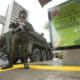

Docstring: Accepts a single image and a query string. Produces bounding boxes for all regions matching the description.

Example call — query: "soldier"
[1,10,34,69]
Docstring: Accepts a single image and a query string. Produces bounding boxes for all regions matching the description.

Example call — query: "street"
[0,69,80,80]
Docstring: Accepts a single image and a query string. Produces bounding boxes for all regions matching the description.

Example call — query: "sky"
[0,0,68,42]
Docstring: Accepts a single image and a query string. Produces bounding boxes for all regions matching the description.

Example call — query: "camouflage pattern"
[0,20,34,64]
[0,31,12,55]
[11,31,29,58]
[0,9,53,69]
[0,13,53,69]
[9,21,34,62]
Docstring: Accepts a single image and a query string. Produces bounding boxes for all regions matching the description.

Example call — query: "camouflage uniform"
[10,20,34,66]
[1,10,34,69]
[0,19,34,69]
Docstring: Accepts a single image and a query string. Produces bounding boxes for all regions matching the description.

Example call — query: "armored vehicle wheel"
[41,50,47,61]
[46,50,53,60]
[31,48,41,62]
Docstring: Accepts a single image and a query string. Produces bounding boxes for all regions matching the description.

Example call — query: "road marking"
[0,64,80,72]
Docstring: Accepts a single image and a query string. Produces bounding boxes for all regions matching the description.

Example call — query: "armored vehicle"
[0,2,53,67]
[0,23,53,64]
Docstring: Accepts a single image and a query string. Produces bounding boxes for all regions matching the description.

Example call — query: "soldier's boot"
[24,57,29,69]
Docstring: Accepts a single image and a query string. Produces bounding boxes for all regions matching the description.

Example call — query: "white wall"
[63,49,80,65]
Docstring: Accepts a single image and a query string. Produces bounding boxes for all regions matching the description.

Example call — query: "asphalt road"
[0,69,80,80]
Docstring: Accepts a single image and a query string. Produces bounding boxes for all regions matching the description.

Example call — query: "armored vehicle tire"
[46,50,53,60]
[41,50,47,61]
[31,48,41,62]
